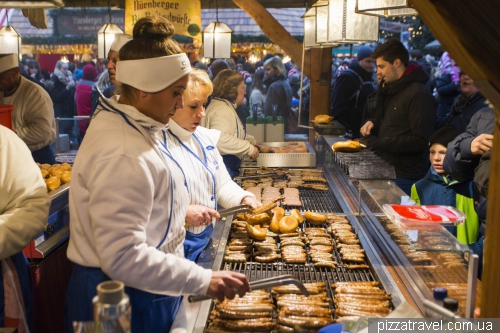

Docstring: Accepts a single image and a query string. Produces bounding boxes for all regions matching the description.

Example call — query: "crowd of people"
[331,40,492,280]
[0,15,495,333]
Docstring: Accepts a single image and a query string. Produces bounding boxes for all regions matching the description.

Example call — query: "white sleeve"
[0,129,49,260]
[204,106,254,157]
[86,154,212,296]
[215,148,256,208]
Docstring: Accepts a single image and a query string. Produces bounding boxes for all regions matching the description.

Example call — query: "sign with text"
[124,0,201,43]
[56,11,125,35]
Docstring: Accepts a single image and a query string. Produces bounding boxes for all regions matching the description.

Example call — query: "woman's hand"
[250,146,259,159]
[241,196,262,209]
[207,271,251,301]
[185,205,220,227]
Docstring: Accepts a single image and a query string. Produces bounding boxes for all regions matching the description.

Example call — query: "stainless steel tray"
[240,141,316,168]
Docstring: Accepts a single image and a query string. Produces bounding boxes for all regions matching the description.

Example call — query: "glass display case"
[357,179,481,318]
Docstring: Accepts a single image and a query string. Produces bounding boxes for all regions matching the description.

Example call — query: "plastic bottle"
[443,297,459,315]
[426,287,448,318]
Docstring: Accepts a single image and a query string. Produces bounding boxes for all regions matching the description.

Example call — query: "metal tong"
[217,205,252,218]
[233,173,278,180]
[188,274,310,303]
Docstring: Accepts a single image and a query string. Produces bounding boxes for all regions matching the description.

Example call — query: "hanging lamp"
[203,0,233,59]
[327,0,379,44]
[303,2,337,48]
[97,1,123,59]
[0,10,22,60]
[356,0,418,18]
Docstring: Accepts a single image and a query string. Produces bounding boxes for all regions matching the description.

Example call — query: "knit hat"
[429,124,462,148]
[83,64,99,81]
[356,46,374,62]
[291,98,300,107]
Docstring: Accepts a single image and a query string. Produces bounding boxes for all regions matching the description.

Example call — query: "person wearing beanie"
[0,53,56,164]
[330,45,375,139]
[410,124,479,246]
[76,64,100,143]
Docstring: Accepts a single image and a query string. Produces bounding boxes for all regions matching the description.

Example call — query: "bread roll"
[61,171,72,184]
[279,216,299,233]
[45,176,61,192]
[313,115,334,124]
[259,146,272,153]
[332,141,361,152]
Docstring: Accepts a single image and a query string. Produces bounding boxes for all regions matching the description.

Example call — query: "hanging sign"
[124,0,201,45]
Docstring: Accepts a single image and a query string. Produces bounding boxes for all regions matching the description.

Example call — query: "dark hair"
[250,68,265,94]
[262,53,274,63]
[212,69,243,102]
[210,59,229,80]
[255,61,263,68]
[409,49,423,60]
[372,39,409,67]
[26,60,43,80]
[119,16,182,100]
[243,62,255,74]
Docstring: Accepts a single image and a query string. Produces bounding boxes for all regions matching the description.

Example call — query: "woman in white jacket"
[64,16,249,333]
[201,69,260,177]
[165,69,261,261]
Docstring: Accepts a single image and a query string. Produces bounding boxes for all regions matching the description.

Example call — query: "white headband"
[0,54,18,73]
[110,34,133,52]
[116,53,191,93]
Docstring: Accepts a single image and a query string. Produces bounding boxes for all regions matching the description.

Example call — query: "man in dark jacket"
[409,49,431,77]
[330,46,375,138]
[439,72,487,132]
[263,56,294,134]
[360,39,436,195]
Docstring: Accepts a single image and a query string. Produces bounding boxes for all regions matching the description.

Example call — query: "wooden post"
[307,48,332,147]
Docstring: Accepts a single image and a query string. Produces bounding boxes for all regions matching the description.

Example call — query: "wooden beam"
[231,0,307,75]
[308,48,331,147]
[409,0,500,318]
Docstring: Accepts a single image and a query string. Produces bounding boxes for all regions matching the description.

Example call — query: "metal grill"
[285,182,344,213]
[360,188,383,213]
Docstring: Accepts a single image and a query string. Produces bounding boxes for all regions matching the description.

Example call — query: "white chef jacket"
[67,96,212,296]
[165,119,255,234]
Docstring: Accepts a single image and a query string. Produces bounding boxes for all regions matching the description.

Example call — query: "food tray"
[313,120,346,136]
[383,204,466,230]
[240,142,316,168]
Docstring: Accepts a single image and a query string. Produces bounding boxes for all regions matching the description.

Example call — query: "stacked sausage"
[304,228,337,269]
[241,167,329,193]
[207,290,275,332]
[333,282,392,318]
[273,282,335,332]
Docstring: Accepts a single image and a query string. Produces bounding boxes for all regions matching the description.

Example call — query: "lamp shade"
[97,23,123,59]
[356,0,418,17]
[0,26,22,59]
[203,21,232,59]
[303,4,338,49]
[328,0,379,43]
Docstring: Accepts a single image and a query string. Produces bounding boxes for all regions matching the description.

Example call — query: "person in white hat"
[0,53,56,164]
[103,33,133,97]
[64,16,250,333]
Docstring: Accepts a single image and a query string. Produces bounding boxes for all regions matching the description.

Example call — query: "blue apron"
[222,154,241,178]
[0,252,34,332]
[64,100,182,333]
[31,144,56,164]
[184,224,214,262]
[165,129,219,263]
[64,265,181,333]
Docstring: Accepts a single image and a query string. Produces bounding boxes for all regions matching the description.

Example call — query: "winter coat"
[443,107,494,182]
[330,62,375,138]
[263,75,294,133]
[249,88,266,119]
[367,64,436,180]
[411,167,479,245]
[50,74,75,119]
[75,79,94,133]
[435,73,460,123]
[440,92,487,132]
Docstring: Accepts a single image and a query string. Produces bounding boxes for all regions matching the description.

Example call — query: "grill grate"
[284,182,344,213]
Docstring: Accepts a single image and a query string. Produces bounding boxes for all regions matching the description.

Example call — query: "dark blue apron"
[31,144,56,164]
[184,224,214,262]
[222,154,241,178]
[0,252,34,331]
[64,265,181,333]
